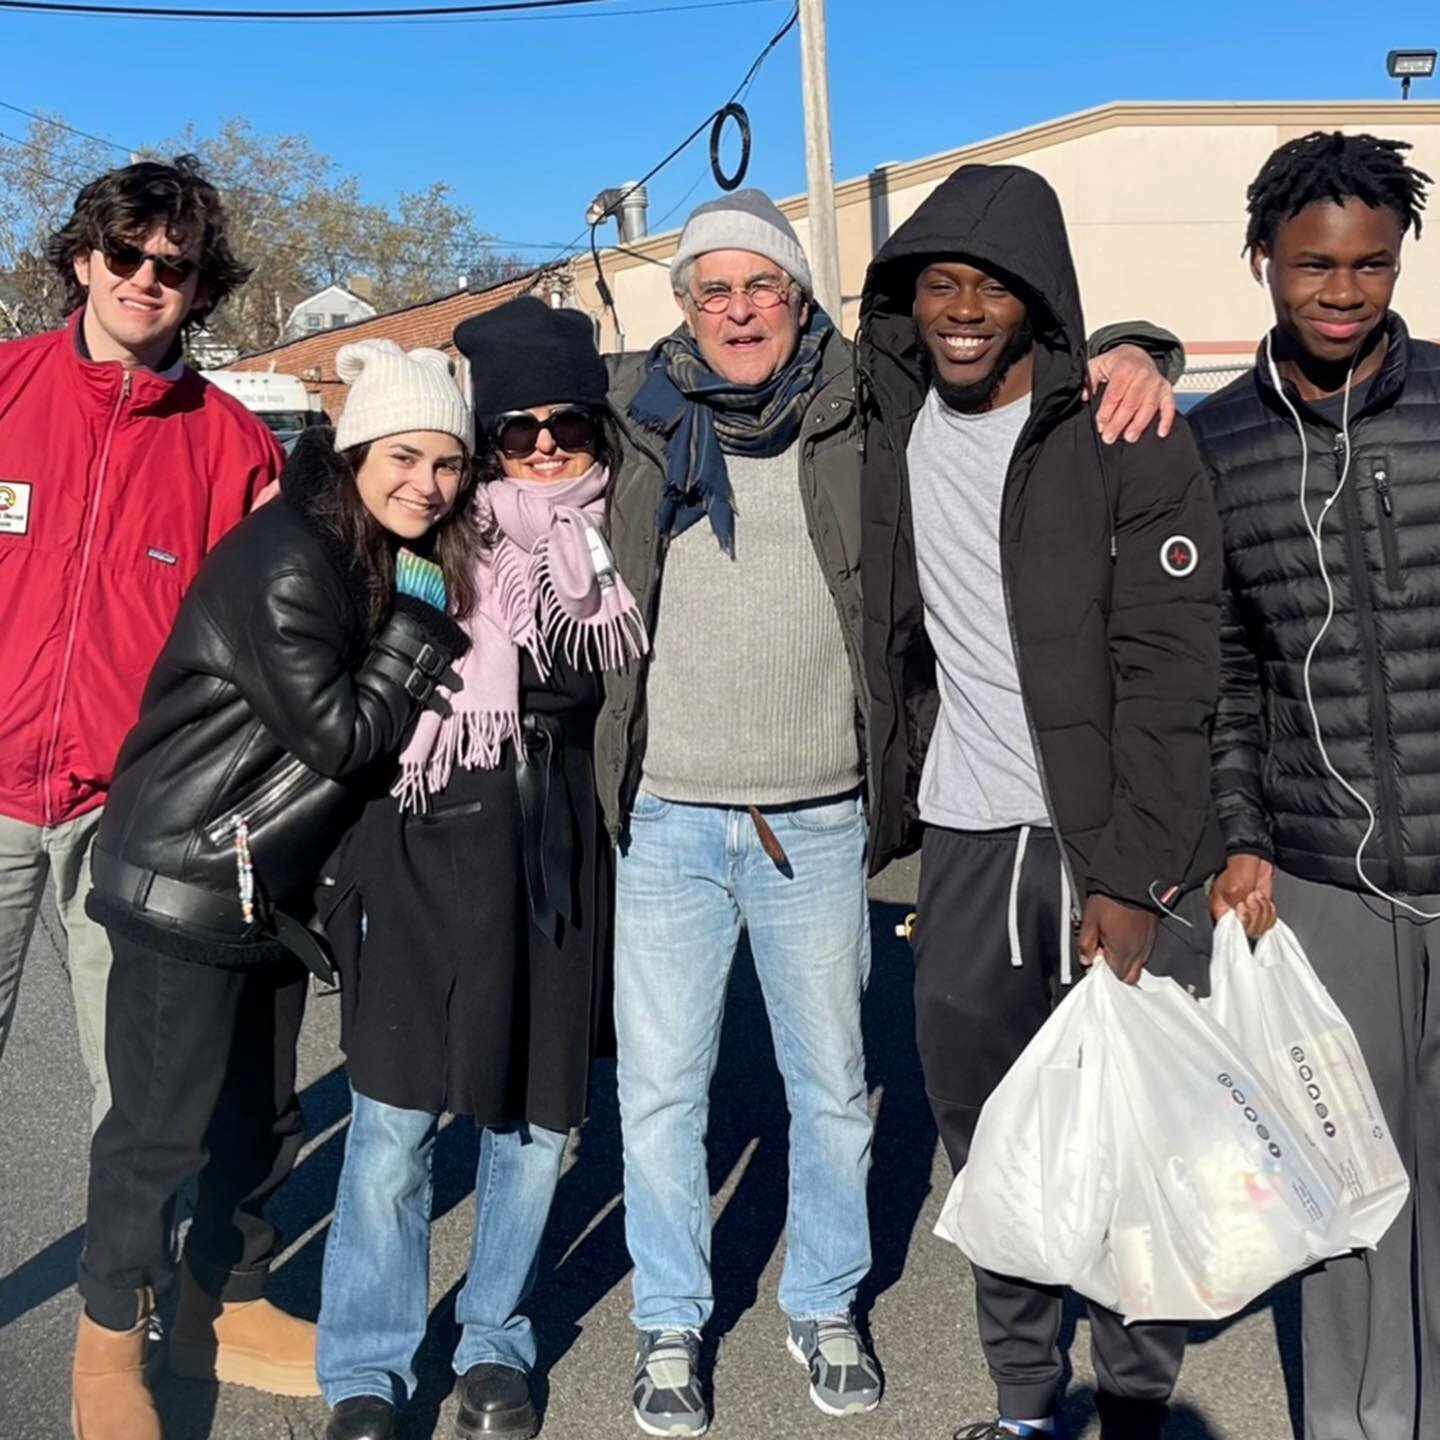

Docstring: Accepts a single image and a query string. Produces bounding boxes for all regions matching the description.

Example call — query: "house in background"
[227,269,552,420]
[285,276,378,340]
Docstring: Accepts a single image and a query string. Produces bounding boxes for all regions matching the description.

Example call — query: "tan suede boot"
[169,1261,318,1397]
[71,1302,162,1440]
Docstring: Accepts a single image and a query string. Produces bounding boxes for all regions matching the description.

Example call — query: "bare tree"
[0,112,535,351]
[0,116,114,336]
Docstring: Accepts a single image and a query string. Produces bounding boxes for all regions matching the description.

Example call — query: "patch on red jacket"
[1159,534,1198,578]
[0,481,32,534]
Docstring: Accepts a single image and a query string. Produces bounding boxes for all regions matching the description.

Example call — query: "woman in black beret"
[314,297,645,1440]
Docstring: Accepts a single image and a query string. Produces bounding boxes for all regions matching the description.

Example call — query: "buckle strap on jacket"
[91,848,335,983]
[364,636,461,711]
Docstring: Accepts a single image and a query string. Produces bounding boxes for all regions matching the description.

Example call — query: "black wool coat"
[858,163,1226,908]
[323,651,611,1128]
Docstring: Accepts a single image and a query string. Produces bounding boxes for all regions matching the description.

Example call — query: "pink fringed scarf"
[394,464,647,810]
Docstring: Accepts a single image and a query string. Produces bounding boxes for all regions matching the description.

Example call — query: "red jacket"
[0,313,283,828]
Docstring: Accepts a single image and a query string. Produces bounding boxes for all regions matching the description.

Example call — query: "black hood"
[858,164,1087,432]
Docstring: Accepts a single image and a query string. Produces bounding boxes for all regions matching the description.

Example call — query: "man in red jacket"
[0,156,282,1125]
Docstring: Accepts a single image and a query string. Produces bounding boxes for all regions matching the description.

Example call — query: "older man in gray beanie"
[595,188,1179,1437]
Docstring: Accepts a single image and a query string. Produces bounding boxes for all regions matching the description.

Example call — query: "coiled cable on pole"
[589,4,796,339]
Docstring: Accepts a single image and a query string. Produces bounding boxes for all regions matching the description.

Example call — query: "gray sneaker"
[632,1329,708,1437]
[786,1316,882,1417]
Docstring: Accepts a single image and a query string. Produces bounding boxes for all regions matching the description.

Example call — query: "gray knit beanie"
[670,189,813,297]
[334,339,474,454]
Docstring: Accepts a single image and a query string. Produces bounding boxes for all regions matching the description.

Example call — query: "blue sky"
[5,0,1438,263]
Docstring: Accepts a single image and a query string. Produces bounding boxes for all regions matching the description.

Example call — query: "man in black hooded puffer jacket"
[860,163,1225,1440]
[1192,130,1439,1440]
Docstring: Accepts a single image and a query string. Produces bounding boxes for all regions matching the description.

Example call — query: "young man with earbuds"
[1188,131,1437,1440]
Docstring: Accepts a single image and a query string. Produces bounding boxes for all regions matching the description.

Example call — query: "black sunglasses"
[494,407,599,459]
[101,243,199,289]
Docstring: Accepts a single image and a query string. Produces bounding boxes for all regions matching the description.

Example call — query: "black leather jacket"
[87,429,469,964]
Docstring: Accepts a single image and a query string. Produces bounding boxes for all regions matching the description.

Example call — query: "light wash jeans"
[615,790,873,1334]
[317,1089,568,1407]
[0,807,111,1127]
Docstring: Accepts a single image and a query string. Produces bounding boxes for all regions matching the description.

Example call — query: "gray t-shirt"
[907,387,1049,831]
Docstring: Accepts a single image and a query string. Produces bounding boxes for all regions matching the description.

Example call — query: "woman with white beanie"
[72,340,476,1440]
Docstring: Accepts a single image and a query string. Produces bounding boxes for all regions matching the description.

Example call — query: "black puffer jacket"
[860,163,1225,907]
[88,428,469,963]
[1189,315,1440,894]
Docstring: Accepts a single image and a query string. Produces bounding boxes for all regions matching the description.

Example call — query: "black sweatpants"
[914,825,1211,1433]
[78,934,307,1331]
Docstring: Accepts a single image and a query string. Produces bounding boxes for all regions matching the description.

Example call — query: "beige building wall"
[570,101,1440,371]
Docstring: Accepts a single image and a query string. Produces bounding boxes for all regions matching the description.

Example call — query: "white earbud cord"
[1265,333,1440,921]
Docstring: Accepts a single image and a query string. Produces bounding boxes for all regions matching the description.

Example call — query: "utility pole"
[798,0,843,322]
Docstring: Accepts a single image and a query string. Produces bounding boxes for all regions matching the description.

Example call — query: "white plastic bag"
[1205,912,1409,1250]
[1087,962,1348,1321]
[937,960,1352,1322]
[934,973,1119,1302]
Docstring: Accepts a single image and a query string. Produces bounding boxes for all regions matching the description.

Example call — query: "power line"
[0,0,769,18]
[0,118,570,258]
[1,1,797,312]
[584,3,798,333]
[0,130,99,190]
[0,99,127,152]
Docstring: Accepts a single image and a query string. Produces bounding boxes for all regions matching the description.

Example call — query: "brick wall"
[226,272,542,420]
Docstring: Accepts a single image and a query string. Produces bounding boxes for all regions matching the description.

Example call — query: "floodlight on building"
[1388,48,1437,99]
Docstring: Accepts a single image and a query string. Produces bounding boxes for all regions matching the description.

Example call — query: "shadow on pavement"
[0,1226,84,1329]
[4,891,1305,1440]
[857,899,937,1321]
[1190,1277,1303,1439]
[1064,1386,1227,1440]
[263,896,943,1432]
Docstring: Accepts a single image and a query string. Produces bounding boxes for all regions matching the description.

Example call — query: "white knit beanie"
[333,339,474,454]
[670,189,814,297]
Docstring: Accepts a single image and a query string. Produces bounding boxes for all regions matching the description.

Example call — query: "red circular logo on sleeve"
[1160,534,1198,577]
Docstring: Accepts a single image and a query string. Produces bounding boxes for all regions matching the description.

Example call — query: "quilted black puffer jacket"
[1189,314,1440,895]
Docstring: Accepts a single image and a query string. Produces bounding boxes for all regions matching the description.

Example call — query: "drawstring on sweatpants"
[1007,825,1031,968]
[1059,863,1073,987]
[1008,825,1076,985]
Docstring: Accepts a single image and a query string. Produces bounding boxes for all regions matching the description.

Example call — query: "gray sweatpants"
[1272,870,1440,1440]
[0,808,111,1128]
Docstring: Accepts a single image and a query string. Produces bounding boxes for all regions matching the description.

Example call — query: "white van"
[202,370,326,447]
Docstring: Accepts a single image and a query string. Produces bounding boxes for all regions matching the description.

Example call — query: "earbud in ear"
[1259,257,1271,287]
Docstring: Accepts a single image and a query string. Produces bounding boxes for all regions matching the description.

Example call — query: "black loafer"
[455,1363,539,1438]
[327,1395,396,1440]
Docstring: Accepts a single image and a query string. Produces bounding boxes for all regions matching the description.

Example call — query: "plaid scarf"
[627,310,834,555]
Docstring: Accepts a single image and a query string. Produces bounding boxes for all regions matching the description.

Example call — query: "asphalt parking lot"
[0,857,1302,1439]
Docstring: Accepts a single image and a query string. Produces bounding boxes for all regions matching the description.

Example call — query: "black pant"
[914,825,1210,1432]
[78,934,307,1331]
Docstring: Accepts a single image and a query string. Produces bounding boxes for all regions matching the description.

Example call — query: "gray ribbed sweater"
[639,445,859,805]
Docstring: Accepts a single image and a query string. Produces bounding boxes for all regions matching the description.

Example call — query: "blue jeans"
[317,1090,568,1407]
[615,791,873,1333]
